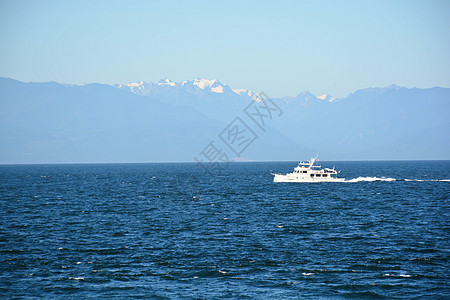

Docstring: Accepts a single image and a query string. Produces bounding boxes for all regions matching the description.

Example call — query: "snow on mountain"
[115,78,342,109]
[157,78,176,86]
[115,81,152,96]
[317,94,336,102]
[116,78,258,98]
[232,88,254,97]
[193,78,217,90]
[192,78,234,94]
[115,78,263,123]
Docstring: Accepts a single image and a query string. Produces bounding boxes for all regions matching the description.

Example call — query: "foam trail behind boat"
[345,177,450,183]
[345,177,397,182]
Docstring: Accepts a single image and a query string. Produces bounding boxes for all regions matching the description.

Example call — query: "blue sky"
[0,0,449,97]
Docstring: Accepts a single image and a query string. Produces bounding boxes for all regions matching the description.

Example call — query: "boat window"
[323,174,328,177]
[316,174,320,177]
[303,171,307,173]
[310,174,314,177]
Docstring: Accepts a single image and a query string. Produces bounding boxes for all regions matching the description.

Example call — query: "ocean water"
[0,161,449,299]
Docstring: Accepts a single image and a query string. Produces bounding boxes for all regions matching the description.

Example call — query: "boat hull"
[273,173,345,183]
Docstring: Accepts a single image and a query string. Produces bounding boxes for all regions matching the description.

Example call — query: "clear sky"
[0,0,449,97]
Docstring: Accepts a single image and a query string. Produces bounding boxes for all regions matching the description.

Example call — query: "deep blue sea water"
[1,161,449,299]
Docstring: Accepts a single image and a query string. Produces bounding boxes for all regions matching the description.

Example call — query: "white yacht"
[272,156,344,182]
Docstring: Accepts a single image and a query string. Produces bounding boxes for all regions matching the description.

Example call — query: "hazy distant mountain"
[0,77,448,163]
[0,78,221,163]
[0,77,301,163]
[117,78,450,160]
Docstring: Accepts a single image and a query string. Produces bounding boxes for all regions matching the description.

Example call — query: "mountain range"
[0,77,448,164]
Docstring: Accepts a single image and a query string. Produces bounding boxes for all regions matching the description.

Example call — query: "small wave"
[346,177,397,182]
[384,273,412,278]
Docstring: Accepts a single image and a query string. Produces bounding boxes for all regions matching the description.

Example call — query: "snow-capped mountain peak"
[157,78,176,86]
[115,81,150,95]
[116,78,257,97]
[193,78,217,89]
[192,78,225,93]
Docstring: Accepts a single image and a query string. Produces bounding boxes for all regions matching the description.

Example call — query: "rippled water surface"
[1,161,449,298]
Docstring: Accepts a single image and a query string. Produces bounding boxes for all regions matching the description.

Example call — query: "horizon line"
[1,158,449,166]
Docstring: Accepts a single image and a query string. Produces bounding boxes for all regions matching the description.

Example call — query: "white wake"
[345,177,450,183]
[345,177,397,182]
